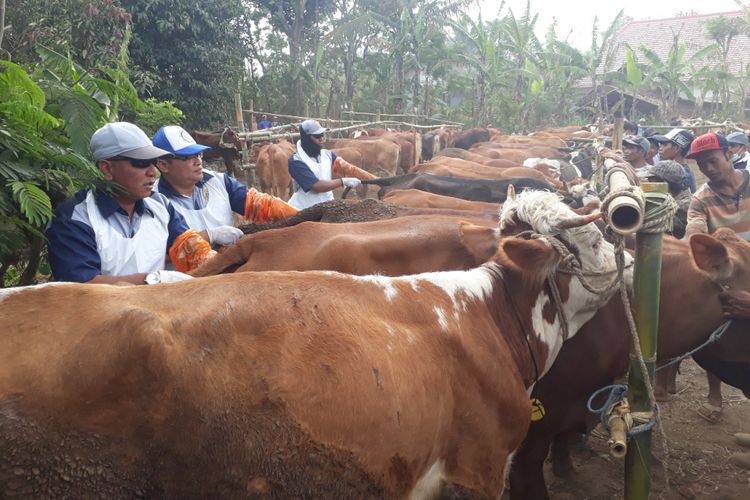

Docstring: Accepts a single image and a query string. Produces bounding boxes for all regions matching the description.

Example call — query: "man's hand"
[206,225,244,246]
[719,290,750,319]
[341,177,362,188]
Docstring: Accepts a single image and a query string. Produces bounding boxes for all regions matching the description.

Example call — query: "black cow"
[354,173,553,203]
[450,128,491,149]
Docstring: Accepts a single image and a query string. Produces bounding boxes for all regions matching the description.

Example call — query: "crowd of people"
[45,118,361,284]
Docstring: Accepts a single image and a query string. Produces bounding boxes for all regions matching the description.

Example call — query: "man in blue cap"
[152,126,297,242]
[727,131,750,170]
[46,122,215,285]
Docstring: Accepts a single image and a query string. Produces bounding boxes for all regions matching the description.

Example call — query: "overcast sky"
[476,0,747,49]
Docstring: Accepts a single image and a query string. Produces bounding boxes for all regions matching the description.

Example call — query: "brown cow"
[193,127,242,177]
[325,137,401,177]
[192,216,500,277]
[412,159,554,184]
[256,140,295,199]
[509,229,750,500]
[435,147,510,165]
[0,189,623,498]
[383,189,500,212]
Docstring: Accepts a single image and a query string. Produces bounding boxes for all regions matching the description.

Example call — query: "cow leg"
[223,153,236,177]
[550,431,579,479]
[509,429,553,500]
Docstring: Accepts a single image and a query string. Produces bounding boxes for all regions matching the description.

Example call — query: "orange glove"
[332,157,377,180]
[244,188,298,222]
[168,229,217,273]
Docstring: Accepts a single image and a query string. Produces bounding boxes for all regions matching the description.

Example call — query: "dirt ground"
[543,359,749,499]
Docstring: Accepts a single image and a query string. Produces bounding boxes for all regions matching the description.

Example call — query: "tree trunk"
[0,0,6,50]
[393,52,405,113]
[286,0,308,115]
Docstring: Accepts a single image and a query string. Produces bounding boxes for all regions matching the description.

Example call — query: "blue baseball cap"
[727,131,749,146]
[152,126,212,155]
[90,122,170,161]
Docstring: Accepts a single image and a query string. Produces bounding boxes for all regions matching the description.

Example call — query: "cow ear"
[498,237,560,280]
[689,233,733,280]
[506,184,516,201]
[459,222,499,265]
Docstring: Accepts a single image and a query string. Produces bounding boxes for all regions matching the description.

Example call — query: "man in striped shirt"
[685,133,750,240]
[683,132,750,423]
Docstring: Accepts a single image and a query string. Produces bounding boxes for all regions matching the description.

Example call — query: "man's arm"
[288,156,343,193]
[684,196,708,239]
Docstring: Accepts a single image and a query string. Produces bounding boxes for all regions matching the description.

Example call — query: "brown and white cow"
[509,228,750,500]
[0,190,624,498]
[191,215,499,277]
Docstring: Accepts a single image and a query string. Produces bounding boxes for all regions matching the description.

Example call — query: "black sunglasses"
[108,157,157,168]
[311,134,324,139]
[165,153,203,161]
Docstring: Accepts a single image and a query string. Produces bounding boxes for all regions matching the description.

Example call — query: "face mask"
[732,153,742,163]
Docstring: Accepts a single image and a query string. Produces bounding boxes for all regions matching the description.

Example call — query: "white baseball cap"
[90,122,170,160]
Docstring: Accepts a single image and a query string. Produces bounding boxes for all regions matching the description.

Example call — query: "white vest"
[289,148,334,209]
[155,172,234,231]
[85,190,169,276]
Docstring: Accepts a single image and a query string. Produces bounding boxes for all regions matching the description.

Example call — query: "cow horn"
[556,212,603,230]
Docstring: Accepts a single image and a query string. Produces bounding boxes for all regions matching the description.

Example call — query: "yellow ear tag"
[531,398,545,422]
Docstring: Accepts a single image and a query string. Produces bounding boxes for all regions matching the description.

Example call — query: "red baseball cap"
[685,132,729,159]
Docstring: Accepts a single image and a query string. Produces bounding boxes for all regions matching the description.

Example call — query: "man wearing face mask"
[287,119,371,210]
[727,131,750,170]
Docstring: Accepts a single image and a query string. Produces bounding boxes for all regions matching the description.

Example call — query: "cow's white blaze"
[504,190,628,378]
[409,459,445,500]
[434,306,448,332]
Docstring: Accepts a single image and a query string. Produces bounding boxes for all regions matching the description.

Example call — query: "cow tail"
[189,239,251,277]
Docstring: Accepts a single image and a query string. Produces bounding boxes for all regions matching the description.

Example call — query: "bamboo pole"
[624,182,667,500]
[236,119,460,143]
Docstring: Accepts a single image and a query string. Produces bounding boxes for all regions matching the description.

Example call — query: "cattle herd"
[1,124,749,498]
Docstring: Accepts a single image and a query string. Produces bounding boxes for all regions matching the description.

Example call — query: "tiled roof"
[601,10,750,76]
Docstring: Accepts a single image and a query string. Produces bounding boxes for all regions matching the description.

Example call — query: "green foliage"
[3,0,132,68]
[133,98,184,136]
[122,0,248,128]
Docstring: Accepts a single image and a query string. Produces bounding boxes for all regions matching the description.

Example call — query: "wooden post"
[235,92,245,133]
[613,116,625,153]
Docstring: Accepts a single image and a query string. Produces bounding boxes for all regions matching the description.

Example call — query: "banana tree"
[639,35,718,120]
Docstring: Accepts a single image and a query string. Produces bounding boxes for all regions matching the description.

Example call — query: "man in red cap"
[681,131,750,424]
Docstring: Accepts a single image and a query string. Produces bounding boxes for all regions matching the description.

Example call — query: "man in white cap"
[46,122,216,285]
[152,126,297,245]
[727,131,750,170]
[622,135,650,177]
[287,119,370,210]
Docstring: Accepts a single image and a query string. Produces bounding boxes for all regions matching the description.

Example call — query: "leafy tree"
[639,33,718,120]
[3,0,132,68]
[121,0,247,129]
[251,0,336,115]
